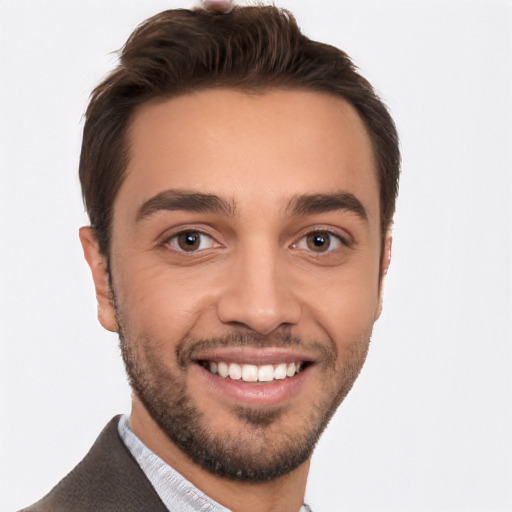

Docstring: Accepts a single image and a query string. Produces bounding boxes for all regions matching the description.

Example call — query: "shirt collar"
[118,414,230,512]
[118,414,312,512]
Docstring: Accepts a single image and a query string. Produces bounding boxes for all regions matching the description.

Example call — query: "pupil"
[178,232,200,251]
[313,235,326,246]
[307,232,330,252]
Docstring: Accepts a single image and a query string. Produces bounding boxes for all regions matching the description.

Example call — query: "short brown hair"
[79,6,400,256]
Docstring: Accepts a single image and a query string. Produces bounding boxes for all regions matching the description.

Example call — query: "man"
[22,2,399,511]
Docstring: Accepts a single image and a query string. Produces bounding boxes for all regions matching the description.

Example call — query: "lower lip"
[193,363,314,407]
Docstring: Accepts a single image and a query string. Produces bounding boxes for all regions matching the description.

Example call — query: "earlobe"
[79,227,118,332]
[375,233,393,320]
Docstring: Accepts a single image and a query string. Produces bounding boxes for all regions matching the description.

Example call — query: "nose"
[216,245,302,335]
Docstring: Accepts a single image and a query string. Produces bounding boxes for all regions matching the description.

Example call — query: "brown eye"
[306,232,331,252]
[294,230,343,253]
[177,232,200,251]
[169,230,216,252]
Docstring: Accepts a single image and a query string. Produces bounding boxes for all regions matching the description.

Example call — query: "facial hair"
[117,311,371,482]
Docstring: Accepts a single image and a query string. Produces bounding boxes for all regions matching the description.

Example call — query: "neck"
[130,399,310,512]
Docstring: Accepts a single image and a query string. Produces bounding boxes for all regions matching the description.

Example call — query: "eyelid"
[160,226,223,253]
[158,224,351,253]
[291,227,352,252]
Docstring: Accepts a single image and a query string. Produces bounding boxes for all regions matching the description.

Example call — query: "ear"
[79,227,118,332]
[375,233,393,320]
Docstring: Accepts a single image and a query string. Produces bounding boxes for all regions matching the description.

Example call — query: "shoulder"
[20,416,168,512]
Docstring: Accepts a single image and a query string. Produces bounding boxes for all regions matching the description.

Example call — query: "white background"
[1,1,511,511]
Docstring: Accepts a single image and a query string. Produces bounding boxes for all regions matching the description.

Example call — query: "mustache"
[176,332,334,369]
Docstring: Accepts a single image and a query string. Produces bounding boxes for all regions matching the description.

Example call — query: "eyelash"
[292,229,349,254]
[162,228,349,255]
[164,229,220,253]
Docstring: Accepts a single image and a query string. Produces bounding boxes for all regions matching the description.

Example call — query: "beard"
[117,309,371,482]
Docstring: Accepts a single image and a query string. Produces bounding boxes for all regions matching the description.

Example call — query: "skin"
[200,0,234,13]
[80,89,391,512]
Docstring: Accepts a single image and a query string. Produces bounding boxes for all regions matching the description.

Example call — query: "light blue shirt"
[118,415,312,512]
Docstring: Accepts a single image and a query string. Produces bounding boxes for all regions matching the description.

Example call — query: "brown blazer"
[20,416,168,512]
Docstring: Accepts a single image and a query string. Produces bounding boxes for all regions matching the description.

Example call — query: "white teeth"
[217,361,229,378]
[286,362,296,377]
[207,361,304,382]
[258,365,274,382]
[274,363,287,380]
[228,362,242,380]
[242,364,258,382]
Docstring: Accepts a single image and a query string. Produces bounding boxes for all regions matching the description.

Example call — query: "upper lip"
[192,347,318,366]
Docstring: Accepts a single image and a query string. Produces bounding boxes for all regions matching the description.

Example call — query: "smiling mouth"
[198,360,309,383]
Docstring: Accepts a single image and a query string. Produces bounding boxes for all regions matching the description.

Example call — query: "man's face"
[87,89,386,480]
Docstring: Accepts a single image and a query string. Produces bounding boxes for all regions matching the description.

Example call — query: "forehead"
[117,88,379,223]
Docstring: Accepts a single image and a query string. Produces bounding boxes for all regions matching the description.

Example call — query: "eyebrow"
[287,192,368,222]
[136,189,367,223]
[136,189,235,221]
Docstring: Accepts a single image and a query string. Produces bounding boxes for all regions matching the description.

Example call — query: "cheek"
[113,257,218,339]
[301,263,381,347]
